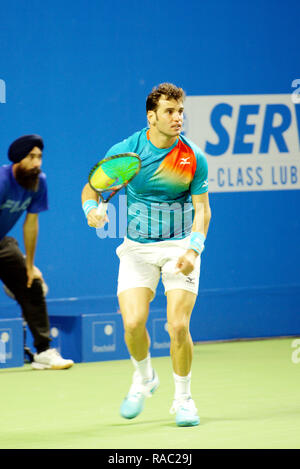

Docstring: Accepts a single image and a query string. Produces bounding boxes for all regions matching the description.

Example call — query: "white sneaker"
[31,348,74,370]
[170,395,200,427]
[120,369,160,419]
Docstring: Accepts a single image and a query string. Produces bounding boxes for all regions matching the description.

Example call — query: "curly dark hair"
[146,83,185,112]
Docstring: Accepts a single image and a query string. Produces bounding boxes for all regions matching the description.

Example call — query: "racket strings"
[89,153,141,192]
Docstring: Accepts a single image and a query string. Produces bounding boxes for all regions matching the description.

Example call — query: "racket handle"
[96,202,108,228]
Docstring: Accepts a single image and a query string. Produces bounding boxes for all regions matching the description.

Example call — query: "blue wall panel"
[0,0,299,349]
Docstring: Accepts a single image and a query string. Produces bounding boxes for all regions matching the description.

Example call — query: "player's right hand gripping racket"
[88,152,141,228]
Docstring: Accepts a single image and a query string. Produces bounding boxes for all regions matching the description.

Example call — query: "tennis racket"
[88,152,141,227]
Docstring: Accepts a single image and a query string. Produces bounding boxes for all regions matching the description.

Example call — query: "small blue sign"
[0,318,23,368]
[92,321,116,353]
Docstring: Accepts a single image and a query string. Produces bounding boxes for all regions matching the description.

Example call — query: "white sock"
[131,354,153,381]
[173,371,191,399]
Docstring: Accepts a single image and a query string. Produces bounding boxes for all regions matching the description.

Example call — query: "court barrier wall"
[1,284,299,366]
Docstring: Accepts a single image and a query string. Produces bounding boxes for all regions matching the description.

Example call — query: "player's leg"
[118,287,160,419]
[116,238,161,419]
[118,287,152,361]
[160,237,201,426]
[166,288,200,426]
[166,288,196,377]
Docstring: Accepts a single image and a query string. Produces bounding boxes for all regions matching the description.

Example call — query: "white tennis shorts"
[116,236,201,298]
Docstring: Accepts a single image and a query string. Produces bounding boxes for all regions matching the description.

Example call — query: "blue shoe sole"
[120,394,146,419]
[120,406,144,419]
[176,413,200,427]
[176,419,200,427]
[120,372,159,419]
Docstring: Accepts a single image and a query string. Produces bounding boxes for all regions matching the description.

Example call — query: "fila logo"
[179,157,191,165]
[0,197,32,213]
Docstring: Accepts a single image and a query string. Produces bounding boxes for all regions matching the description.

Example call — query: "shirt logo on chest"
[179,157,191,165]
[0,197,32,213]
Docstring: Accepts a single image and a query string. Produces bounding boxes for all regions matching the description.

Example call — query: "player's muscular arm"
[81,183,98,205]
[191,192,211,237]
[176,193,211,276]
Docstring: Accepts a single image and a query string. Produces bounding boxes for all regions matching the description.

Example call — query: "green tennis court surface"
[1,338,299,449]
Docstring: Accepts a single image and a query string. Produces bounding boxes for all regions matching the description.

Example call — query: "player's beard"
[15,165,41,192]
[154,113,182,137]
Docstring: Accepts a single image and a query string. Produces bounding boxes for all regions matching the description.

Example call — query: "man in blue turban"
[7,134,44,192]
[0,135,74,370]
[8,134,44,163]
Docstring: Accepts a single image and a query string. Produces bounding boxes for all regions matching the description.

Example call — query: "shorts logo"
[186,276,195,285]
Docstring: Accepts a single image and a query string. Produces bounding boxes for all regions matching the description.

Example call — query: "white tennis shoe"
[170,395,200,427]
[120,369,160,419]
[31,348,74,370]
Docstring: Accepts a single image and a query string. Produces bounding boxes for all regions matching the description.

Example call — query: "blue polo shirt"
[0,164,48,240]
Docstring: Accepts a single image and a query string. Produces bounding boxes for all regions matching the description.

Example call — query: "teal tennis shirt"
[105,128,208,243]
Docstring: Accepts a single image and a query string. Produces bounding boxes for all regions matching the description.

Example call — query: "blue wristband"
[189,232,205,255]
[82,200,98,217]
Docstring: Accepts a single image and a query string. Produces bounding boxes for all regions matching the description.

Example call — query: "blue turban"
[8,134,44,163]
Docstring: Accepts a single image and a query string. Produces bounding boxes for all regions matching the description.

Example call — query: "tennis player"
[0,135,74,370]
[82,83,211,426]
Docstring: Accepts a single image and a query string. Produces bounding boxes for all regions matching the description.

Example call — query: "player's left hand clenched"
[175,249,198,276]
[86,208,109,228]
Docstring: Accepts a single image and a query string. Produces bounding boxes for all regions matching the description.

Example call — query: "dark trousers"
[0,236,50,354]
